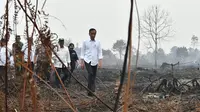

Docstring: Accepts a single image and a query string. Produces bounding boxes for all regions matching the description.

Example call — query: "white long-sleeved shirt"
[52,46,71,68]
[0,46,12,66]
[80,39,103,66]
[21,44,35,62]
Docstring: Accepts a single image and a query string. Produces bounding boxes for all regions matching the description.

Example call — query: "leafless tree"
[141,5,174,68]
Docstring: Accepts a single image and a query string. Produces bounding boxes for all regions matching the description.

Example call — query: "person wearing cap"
[52,38,71,88]
[12,35,23,76]
[68,43,79,82]
[80,28,103,96]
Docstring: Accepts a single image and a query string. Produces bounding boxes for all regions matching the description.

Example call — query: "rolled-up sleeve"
[98,42,103,59]
[80,41,85,59]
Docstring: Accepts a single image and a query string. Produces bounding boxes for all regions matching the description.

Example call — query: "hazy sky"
[0,0,200,53]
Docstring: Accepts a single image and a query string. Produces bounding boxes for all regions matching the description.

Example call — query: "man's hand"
[67,63,71,70]
[81,59,84,70]
[98,59,102,68]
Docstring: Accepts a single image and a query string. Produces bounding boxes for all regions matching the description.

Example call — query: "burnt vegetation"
[1,0,200,112]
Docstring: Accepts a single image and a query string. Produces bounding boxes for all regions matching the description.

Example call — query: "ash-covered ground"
[1,66,200,112]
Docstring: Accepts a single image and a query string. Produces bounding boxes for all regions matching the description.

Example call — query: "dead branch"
[156,79,167,92]
[140,73,173,95]
[16,0,113,110]
[17,61,77,112]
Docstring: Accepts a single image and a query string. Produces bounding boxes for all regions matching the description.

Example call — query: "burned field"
[1,66,200,112]
[0,0,199,111]
[0,68,118,112]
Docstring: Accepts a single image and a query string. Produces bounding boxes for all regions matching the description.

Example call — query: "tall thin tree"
[141,5,173,68]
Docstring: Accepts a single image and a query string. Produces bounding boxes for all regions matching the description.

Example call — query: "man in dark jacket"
[68,43,78,82]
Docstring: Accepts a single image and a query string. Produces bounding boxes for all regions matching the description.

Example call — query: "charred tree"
[141,5,174,68]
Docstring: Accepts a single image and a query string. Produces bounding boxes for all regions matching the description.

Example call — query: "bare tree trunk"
[154,6,158,69]
[141,5,173,68]
[119,49,122,60]
[155,38,158,68]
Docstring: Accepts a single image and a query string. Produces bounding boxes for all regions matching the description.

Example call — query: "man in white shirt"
[52,38,71,88]
[80,28,103,96]
[0,39,12,81]
[21,38,36,71]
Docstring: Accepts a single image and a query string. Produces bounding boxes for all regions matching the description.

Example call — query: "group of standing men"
[0,28,103,97]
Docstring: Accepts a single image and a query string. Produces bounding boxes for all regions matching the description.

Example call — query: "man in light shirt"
[0,39,12,81]
[52,38,71,88]
[81,28,103,96]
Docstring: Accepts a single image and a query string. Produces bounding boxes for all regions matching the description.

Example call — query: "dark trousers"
[70,61,76,73]
[68,61,76,82]
[85,61,98,94]
[0,66,5,82]
[55,67,69,87]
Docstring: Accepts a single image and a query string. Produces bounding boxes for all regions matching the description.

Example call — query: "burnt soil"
[1,67,200,112]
